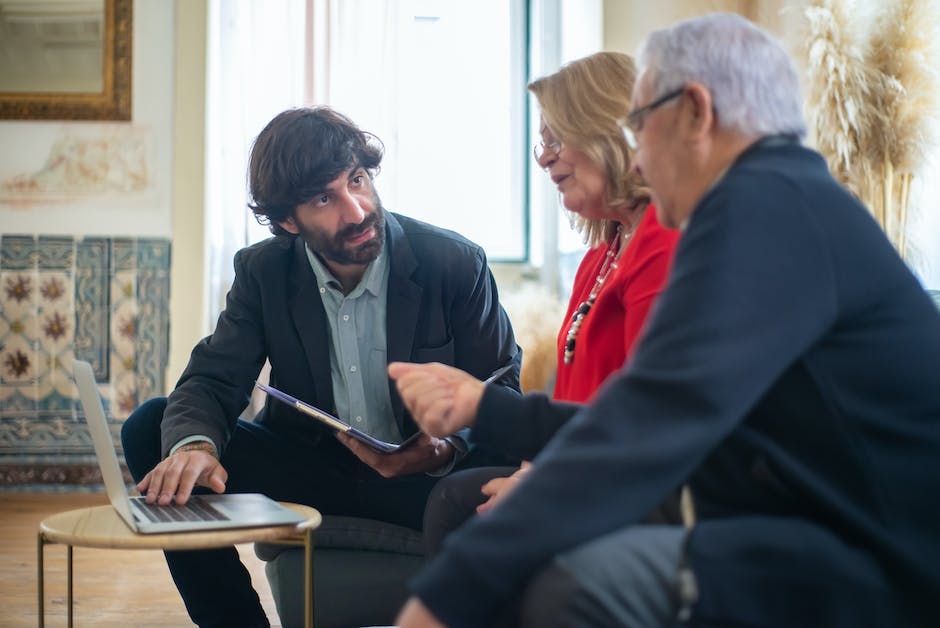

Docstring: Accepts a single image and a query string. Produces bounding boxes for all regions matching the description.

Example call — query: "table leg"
[37,533,44,628]
[67,545,73,628]
[304,528,314,628]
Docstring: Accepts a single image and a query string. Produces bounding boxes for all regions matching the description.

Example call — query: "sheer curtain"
[204,0,406,329]
[204,0,306,329]
[307,0,405,206]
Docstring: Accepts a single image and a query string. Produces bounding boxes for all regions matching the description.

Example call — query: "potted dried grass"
[804,0,939,259]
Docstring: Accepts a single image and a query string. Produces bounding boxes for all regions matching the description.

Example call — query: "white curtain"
[204,0,306,329]
[204,0,411,328]
[311,0,405,201]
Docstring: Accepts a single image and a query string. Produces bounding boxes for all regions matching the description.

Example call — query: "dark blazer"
[160,211,521,458]
[412,141,940,627]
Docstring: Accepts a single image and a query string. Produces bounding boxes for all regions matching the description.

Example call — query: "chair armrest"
[255,515,423,561]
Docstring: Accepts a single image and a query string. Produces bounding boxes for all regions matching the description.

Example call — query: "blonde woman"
[422,52,680,554]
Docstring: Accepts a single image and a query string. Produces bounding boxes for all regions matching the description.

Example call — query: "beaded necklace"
[563,224,628,365]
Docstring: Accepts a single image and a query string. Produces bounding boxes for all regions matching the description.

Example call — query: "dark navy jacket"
[413,142,940,627]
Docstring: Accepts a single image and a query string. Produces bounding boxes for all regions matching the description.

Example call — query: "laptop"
[73,359,307,534]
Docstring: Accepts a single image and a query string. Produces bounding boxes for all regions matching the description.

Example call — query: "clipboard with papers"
[255,382,421,453]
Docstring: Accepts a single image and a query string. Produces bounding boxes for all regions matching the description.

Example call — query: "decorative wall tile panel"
[0,235,170,489]
[1,236,36,269]
[136,239,171,407]
[37,237,74,270]
[74,238,110,379]
[111,265,138,419]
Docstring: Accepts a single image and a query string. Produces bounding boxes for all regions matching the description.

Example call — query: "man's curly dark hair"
[247,107,384,236]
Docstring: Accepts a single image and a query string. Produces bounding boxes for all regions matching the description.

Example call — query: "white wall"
[0,0,174,238]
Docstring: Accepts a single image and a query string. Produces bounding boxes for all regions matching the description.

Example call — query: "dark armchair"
[255,515,423,628]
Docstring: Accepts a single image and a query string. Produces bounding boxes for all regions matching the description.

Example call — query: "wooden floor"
[0,492,282,627]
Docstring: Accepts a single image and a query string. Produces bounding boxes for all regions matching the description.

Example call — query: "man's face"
[280,167,386,267]
[631,71,684,228]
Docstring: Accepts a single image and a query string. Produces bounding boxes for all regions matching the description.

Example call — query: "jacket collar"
[382,212,422,424]
[287,237,334,412]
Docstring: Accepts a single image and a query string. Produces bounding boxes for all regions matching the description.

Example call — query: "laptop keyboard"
[133,497,231,523]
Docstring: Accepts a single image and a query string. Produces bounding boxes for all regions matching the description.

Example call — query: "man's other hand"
[336,431,453,478]
[477,460,533,514]
[388,361,486,437]
[136,449,228,505]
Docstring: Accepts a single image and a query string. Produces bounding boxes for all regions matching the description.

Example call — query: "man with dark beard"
[120,107,521,628]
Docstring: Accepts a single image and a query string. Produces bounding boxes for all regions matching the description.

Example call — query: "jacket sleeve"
[469,385,581,460]
[452,247,522,385]
[160,247,269,458]
[446,246,523,457]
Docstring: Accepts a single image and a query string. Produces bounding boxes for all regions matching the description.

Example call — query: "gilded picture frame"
[0,0,132,121]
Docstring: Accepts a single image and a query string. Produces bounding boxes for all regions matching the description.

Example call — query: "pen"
[483,363,513,384]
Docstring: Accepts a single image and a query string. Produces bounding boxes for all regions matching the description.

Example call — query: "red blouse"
[552,206,679,403]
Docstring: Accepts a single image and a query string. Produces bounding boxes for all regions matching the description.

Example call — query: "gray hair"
[637,13,806,139]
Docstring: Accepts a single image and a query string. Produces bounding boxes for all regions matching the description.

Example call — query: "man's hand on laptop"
[137,445,228,506]
[337,431,454,478]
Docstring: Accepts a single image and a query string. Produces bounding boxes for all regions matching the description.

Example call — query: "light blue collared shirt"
[305,243,401,444]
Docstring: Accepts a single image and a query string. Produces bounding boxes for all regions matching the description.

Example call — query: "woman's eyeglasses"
[533,139,562,162]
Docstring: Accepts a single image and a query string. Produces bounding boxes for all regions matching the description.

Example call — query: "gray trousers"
[518,525,689,628]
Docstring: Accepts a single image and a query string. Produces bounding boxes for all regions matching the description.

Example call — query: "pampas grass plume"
[804,0,939,257]
[804,0,882,193]
[868,0,940,174]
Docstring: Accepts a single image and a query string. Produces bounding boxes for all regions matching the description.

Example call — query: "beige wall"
[167,0,208,388]
[603,0,799,55]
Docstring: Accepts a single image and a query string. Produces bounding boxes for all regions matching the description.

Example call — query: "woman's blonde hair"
[529,51,651,247]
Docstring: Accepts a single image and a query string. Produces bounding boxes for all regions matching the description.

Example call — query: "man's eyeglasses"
[533,139,562,162]
[626,87,684,132]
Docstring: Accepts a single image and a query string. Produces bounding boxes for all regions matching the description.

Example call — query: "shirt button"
[319,287,326,294]
[355,416,363,422]
[350,365,357,373]
[343,314,350,321]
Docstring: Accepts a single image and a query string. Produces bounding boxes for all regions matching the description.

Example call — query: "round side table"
[38,501,321,628]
